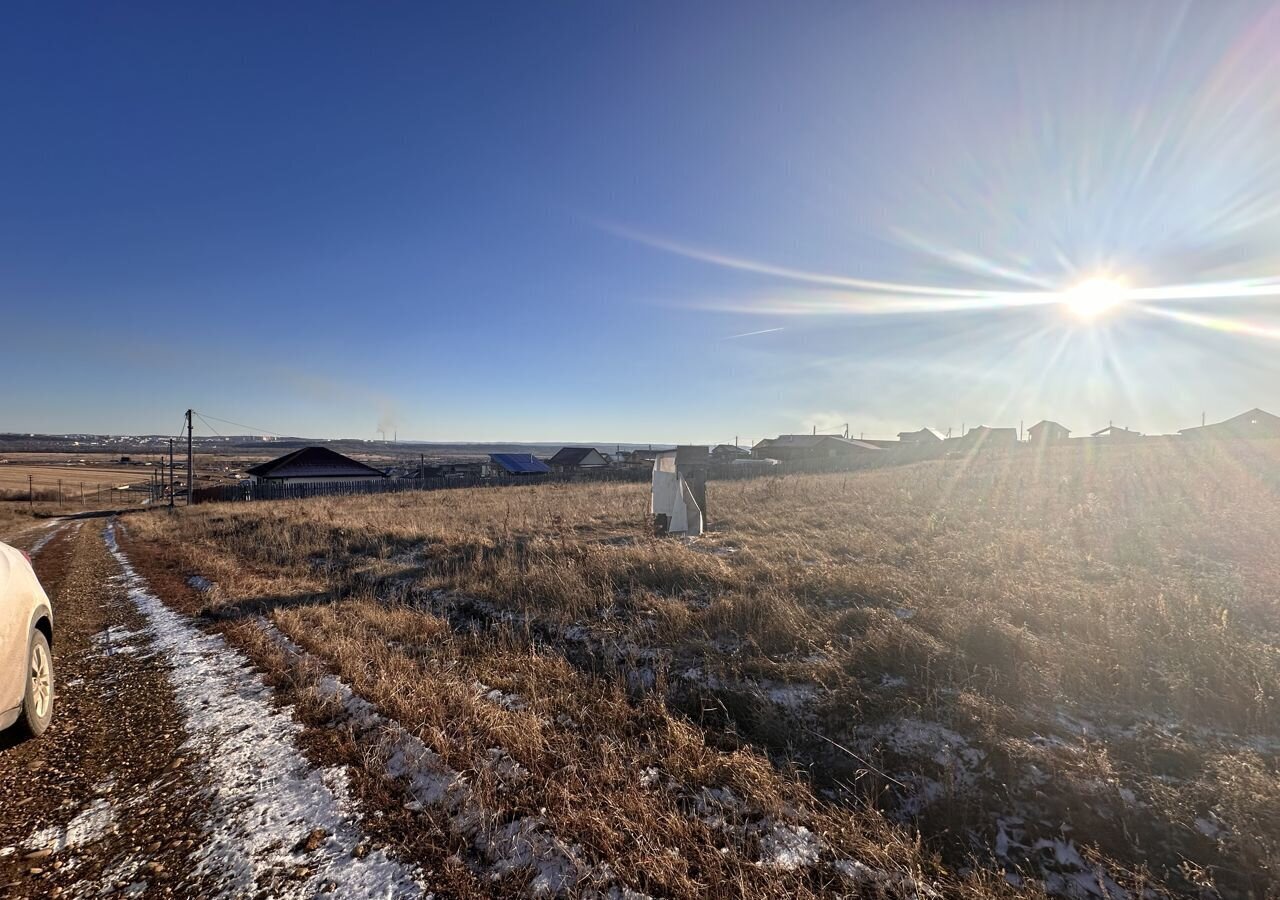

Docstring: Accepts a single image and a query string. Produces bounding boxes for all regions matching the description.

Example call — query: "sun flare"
[1062,277,1128,321]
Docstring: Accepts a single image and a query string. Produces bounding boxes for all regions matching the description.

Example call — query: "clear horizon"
[3,2,1279,443]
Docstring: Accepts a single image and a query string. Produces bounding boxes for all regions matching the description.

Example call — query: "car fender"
[27,602,53,645]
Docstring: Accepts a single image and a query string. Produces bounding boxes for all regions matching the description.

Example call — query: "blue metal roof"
[489,453,551,474]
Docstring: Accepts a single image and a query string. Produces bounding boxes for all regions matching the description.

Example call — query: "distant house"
[751,434,882,462]
[947,426,1018,451]
[1178,408,1280,440]
[1028,420,1070,445]
[488,453,551,476]
[1091,424,1143,442]
[245,446,386,485]
[548,447,609,470]
[710,444,752,463]
[897,427,945,444]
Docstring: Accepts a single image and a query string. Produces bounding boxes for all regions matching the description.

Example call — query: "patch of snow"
[265,623,614,897]
[187,575,214,592]
[764,684,818,709]
[875,719,985,769]
[893,607,916,620]
[482,687,527,712]
[25,798,116,852]
[755,823,819,871]
[27,522,65,557]
[1193,817,1221,838]
[92,624,147,656]
[1032,838,1127,899]
[104,522,428,899]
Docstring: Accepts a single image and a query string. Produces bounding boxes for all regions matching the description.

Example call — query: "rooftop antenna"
[812,424,816,436]
[843,423,849,438]
[1202,411,1206,426]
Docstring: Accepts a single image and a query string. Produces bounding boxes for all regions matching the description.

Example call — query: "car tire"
[14,630,53,738]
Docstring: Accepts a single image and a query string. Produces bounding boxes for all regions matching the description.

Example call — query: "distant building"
[1178,408,1280,440]
[245,446,386,486]
[710,444,751,463]
[548,447,609,470]
[751,434,882,462]
[947,426,1018,451]
[488,453,551,476]
[897,427,945,444]
[1091,424,1143,442]
[1028,420,1071,445]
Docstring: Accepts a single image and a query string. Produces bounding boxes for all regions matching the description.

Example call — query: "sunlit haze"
[2,2,1279,442]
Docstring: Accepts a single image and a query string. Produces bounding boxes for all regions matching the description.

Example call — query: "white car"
[0,541,54,737]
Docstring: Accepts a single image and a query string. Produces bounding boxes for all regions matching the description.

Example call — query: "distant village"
[3,407,1276,505]
[235,407,1280,491]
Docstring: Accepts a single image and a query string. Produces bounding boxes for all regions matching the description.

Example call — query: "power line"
[193,412,224,439]
[192,411,287,438]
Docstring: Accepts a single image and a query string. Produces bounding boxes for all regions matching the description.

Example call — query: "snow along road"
[0,520,431,898]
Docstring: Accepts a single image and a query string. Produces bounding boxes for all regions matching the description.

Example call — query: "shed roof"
[245,446,386,480]
[489,453,551,474]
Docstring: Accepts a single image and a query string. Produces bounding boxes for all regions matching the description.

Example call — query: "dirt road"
[0,521,430,899]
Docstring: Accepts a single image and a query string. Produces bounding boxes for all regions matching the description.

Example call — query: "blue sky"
[3,1,1279,443]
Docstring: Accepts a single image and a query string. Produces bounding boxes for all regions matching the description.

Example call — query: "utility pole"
[169,439,175,507]
[28,475,33,510]
[186,409,194,506]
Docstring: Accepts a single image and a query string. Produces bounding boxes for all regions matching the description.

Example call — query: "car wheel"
[14,630,53,737]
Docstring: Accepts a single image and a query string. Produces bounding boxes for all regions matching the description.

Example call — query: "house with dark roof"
[1028,420,1070,445]
[710,443,752,463]
[245,446,386,485]
[897,427,945,444]
[1178,408,1280,440]
[1091,424,1143,442]
[751,434,882,462]
[548,447,608,470]
[488,453,551,476]
[946,426,1019,451]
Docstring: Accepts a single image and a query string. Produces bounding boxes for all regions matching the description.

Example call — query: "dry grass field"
[124,441,1280,898]
[0,458,152,504]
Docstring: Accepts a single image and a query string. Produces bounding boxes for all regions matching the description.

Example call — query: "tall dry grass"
[127,439,1280,897]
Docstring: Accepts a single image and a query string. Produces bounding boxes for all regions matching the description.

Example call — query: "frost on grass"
[104,523,429,899]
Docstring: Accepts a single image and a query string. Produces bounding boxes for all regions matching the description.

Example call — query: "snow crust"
[104,522,430,899]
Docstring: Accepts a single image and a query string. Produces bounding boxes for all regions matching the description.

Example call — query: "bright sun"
[1062,277,1128,321]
